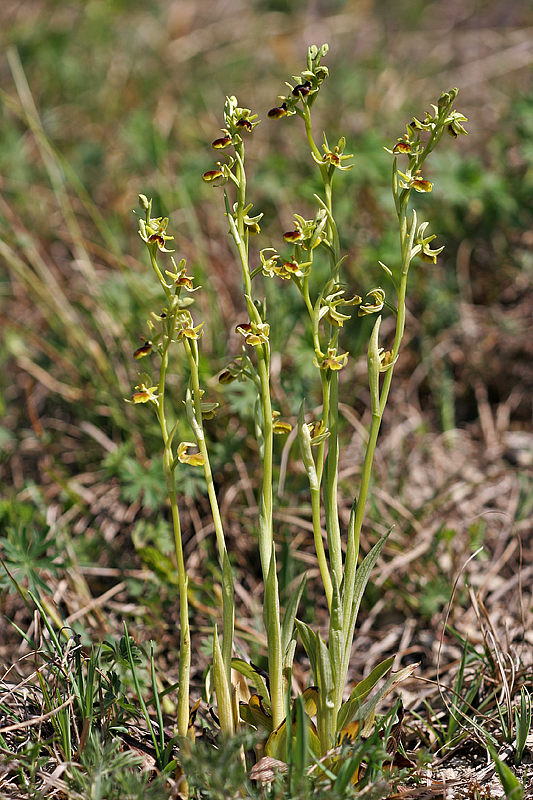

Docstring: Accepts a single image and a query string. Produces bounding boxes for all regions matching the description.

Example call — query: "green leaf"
[292,694,307,781]
[231,659,269,701]
[222,550,235,680]
[212,626,234,736]
[265,719,287,760]
[281,573,306,665]
[515,687,532,764]
[337,656,394,731]
[316,633,335,751]
[342,529,391,677]
[240,694,273,733]
[284,639,297,678]
[328,570,344,690]
[295,619,317,684]
[358,663,416,736]
[447,641,472,741]
[297,401,318,488]
[367,314,381,413]
[302,686,318,717]
[263,544,280,667]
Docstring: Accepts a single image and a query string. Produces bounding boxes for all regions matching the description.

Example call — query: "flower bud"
[138,194,150,211]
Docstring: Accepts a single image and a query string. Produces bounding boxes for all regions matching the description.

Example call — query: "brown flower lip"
[148,234,164,247]
[283,230,303,242]
[133,341,152,359]
[202,169,223,182]
[267,103,288,119]
[176,273,194,289]
[132,391,149,403]
[218,369,235,384]
[292,80,311,97]
[412,179,432,192]
[323,151,340,165]
[236,118,253,131]
[212,135,232,149]
[282,260,300,273]
[392,141,411,154]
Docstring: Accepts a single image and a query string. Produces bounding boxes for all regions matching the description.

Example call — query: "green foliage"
[66,734,168,800]
[103,448,170,510]
[0,501,65,595]
[179,732,258,800]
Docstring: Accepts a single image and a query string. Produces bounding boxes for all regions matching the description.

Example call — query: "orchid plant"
[130,43,467,788]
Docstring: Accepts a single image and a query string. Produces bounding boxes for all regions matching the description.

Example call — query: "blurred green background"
[1,0,532,625]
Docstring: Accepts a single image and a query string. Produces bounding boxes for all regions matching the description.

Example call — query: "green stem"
[168,482,191,738]
[301,103,323,163]
[184,339,227,564]
[311,469,333,609]
[183,338,234,686]
[300,98,344,615]
[343,172,413,633]
[320,161,343,591]
[315,371,330,487]
[154,312,191,738]
[156,404,190,736]
[256,333,284,730]
[230,140,284,730]
[298,406,333,608]
[149,249,172,302]
[324,372,342,580]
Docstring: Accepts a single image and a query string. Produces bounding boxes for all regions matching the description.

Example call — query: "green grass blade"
[487,741,524,800]
[122,622,162,766]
